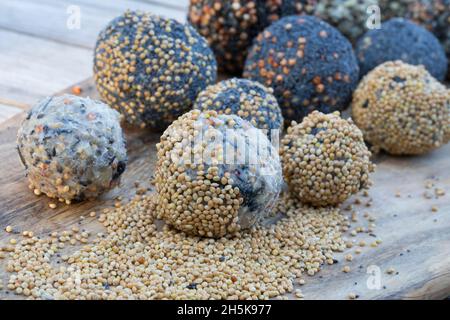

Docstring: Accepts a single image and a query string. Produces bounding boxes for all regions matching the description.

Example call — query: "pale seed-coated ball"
[280,111,374,206]
[94,10,217,130]
[17,95,127,202]
[352,61,450,155]
[193,78,283,140]
[155,109,283,238]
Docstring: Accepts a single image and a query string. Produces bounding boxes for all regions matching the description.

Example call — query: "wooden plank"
[0,29,92,106]
[0,0,187,50]
[0,78,449,300]
[0,104,21,123]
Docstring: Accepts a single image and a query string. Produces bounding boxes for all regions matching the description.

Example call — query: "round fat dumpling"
[281,111,374,206]
[355,18,448,81]
[193,78,283,141]
[244,15,359,124]
[94,10,217,130]
[352,61,450,155]
[155,109,283,238]
[188,0,318,74]
[17,94,128,203]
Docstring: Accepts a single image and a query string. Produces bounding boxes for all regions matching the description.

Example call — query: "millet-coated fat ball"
[280,111,374,206]
[193,78,283,140]
[17,95,128,203]
[352,61,450,155]
[244,15,359,124]
[155,109,283,238]
[355,18,448,81]
[188,0,317,74]
[94,10,217,130]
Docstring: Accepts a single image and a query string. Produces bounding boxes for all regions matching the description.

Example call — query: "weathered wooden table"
[1,0,449,300]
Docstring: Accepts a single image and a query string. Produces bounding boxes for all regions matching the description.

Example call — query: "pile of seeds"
[0,191,355,300]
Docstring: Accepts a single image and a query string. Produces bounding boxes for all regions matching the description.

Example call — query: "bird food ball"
[94,10,217,130]
[315,0,379,43]
[406,0,450,78]
[352,61,450,155]
[17,95,128,203]
[155,109,283,238]
[188,0,317,74]
[193,78,283,140]
[280,111,374,206]
[244,15,359,124]
[355,18,448,81]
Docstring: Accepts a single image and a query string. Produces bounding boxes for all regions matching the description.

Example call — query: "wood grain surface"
[0,78,449,300]
[0,0,188,120]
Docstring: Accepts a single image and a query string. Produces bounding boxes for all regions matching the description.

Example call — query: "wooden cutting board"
[1,78,449,300]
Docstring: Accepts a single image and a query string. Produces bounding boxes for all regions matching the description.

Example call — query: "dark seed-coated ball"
[406,0,450,78]
[315,0,379,44]
[352,61,450,155]
[94,10,217,130]
[188,0,317,74]
[280,111,374,206]
[155,109,283,238]
[355,18,448,81]
[17,95,128,203]
[244,15,359,124]
[193,78,283,140]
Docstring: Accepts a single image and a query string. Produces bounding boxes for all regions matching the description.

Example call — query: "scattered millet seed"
[435,188,446,197]
[386,267,396,275]
[94,10,217,130]
[343,266,351,273]
[352,61,450,155]
[0,190,358,300]
[348,292,358,300]
[89,211,96,218]
[280,111,374,206]
[359,241,366,247]
[5,226,12,233]
[49,203,57,209]
[294,289,304,299]
[9,239,17,245]
[345,254,353,262]
[17,95,128,202]
[431,206,439,212]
